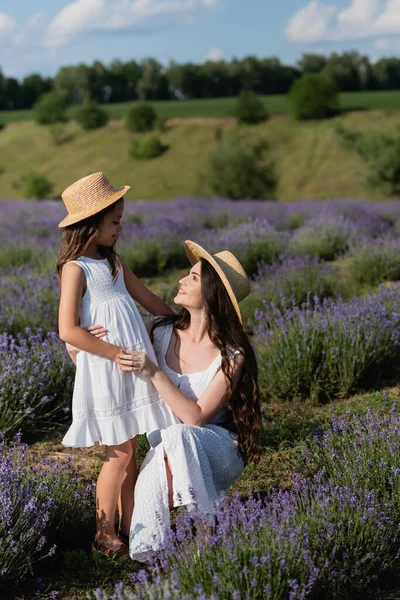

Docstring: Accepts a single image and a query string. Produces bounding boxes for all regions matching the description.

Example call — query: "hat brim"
[58,185,130,228]
[184,240,243,324]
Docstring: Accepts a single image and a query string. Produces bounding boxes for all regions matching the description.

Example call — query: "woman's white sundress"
[129,322,244,562]
[61,257,179,448]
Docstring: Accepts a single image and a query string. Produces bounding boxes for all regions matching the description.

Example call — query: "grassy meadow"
[1,109,398,201]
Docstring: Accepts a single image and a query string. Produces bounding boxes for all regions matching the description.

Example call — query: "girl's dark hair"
[56,199,123,281]
[152,258,262,466]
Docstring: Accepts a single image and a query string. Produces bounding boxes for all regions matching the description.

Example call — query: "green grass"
[2,108,393,201]
[2,89,400,125]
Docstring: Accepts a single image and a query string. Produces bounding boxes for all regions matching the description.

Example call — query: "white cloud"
[205,47,224,61]
[374,36,400,52]
[44,0,220,49]
[285,0,400,43]
[285,1,337,42]
[0,12,16,37]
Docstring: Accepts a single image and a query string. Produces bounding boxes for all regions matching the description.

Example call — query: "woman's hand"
[116,350,159,379]
[86,324,107,339]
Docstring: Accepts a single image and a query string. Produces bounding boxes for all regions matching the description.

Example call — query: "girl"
[57,172,178,558]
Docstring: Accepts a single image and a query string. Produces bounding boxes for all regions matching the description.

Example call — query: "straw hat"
[58,172,130,228]
[184,240,251,323]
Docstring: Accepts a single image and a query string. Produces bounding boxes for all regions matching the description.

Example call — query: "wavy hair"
[152,258,262,465]
[56,199,123,282]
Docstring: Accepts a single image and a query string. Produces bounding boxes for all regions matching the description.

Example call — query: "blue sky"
[1,1,400,78]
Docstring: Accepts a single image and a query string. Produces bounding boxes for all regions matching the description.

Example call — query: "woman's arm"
[116,350,244,426]
[59,263,122,360]
[120,258,174,316]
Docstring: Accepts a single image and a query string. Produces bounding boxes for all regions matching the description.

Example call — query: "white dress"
[62,257,178,448]
[129,322,244,561]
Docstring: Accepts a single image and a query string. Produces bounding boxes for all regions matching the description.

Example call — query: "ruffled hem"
[61,401,179,447]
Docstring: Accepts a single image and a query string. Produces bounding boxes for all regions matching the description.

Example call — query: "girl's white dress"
[129,322,244,561]
[62,257,178,448]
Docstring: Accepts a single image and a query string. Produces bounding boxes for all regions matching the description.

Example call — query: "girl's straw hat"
[184,240,251,324]
[58,172,130,228]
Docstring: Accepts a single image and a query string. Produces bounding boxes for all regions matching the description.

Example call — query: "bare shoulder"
[61,261,85,279]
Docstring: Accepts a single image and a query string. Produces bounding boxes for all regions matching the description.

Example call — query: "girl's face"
[174,261,203,310]
[97,200,124,247]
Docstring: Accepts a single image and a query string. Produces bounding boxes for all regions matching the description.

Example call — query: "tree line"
[2,52,400,111]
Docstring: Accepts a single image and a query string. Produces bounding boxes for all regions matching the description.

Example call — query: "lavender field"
[3,198,400,599]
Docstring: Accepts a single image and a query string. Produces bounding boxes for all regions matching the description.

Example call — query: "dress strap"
[152,321,174,364]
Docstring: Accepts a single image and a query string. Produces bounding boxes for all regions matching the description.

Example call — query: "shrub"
[0,330,74,438]
[33,91,68,125]
[120,239,167,277]
[24,171,54,200]
[0,271,59,335]
[125,102,157,132]
[254,256,337,312]
[129,135,166,160]
[75,100,109,130]
[205,141,277,200]
[233,89,268,125]
[209,220,287,274]
[48,123,68,146]
[336,124,400,196]
[254,286,400,401]
[289,73,339,120]
[347,239,400,285]
[0,435,93,584]
[289,216,353,260]
[156,115,169,132]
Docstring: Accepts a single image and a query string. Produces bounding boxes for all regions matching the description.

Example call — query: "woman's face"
[97,200,124,247]
[174,261,203,310]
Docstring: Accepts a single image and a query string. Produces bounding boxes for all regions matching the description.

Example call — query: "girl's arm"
[66,325,107,365]
[120,258,174,316]
[117,350,244,426]
[59,263,122,360]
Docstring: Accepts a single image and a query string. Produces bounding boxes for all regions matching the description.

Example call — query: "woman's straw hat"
[58,172,130,228]
[184,240,251,324]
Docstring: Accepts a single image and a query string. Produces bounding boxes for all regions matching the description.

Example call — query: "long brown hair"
[56,199,123,281]
[152,258,262,466]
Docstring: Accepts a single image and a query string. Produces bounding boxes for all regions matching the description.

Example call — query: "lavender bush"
[347,238,400,285]
[92,406,400,600]
[254,286,400,401]
[254,256,337,312]
[289,217,355,261]
[0,434,93,583]
[0,271,59,335]
[0,330,74,437]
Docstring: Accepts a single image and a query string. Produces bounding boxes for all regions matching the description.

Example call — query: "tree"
[125,102,157,132]
[137,59,170,100]
[75,100,109,130]
[205,140,276,200]
[22,74,52,108]
[54,64,93,104]
[289,73,339,120]
[297,54,327,74]
[372,58,400,90]
[234,90,268,124]
[33,91,69,125]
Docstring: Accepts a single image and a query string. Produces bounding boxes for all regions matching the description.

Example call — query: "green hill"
[0,110,397,201]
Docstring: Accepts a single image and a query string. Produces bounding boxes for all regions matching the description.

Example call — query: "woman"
[116,240,262,561]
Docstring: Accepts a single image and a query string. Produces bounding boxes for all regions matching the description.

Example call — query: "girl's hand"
[116,350,159,378]
[86,324,107,339]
